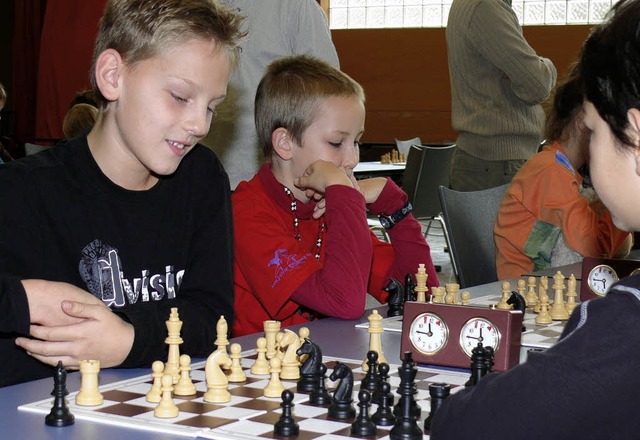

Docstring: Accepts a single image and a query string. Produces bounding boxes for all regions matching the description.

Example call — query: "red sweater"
[232,163,438,336]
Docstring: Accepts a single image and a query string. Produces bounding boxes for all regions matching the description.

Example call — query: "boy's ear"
[271,127,294,161]
[94,49,124,102]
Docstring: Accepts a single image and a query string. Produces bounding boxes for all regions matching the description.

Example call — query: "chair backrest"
[401,144,425,205]
[438,183,509,288]
[406,144,456,219]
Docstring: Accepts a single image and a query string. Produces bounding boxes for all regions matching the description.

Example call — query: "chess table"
[0,271,579,440]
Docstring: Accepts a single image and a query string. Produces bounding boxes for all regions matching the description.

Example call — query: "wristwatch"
[378,202,413,229]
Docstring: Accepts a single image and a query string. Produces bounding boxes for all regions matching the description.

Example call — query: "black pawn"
[274,389,299,437]
[372,362,392,406]
[45,361,74,427]
[404,273,417,302]
[351,389,377,437]
[309,363,332,405]
[361,351,379,394]
[465,342,487,388]
[385,278,405,317]
[371,382,396,426]
[423,382,451,433]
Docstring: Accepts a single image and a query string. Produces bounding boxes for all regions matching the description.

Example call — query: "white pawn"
[227,343,247,383]
[173,354,196,396]
[154,374,179,418]
[460,290,470,306]
[535,292,553,325]
[75,360,103,406]
[496,282,512,310]
[251,337,270,375]
[524,276,538,307]
[263,357,285,398]
[146,360,164,403]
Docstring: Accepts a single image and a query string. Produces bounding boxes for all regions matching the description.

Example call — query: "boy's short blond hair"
[90,0,245,109]
[255,55,365,159]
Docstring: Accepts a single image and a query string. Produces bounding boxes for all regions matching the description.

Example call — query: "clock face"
[588,264,619,296]
[409,312,449,355]
[459,317,501,358]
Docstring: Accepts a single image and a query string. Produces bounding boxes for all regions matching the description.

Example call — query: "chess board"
[19,354,470,439]
[358,294,568,351]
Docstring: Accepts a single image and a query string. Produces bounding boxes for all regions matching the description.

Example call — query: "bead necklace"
[283,186,325,260]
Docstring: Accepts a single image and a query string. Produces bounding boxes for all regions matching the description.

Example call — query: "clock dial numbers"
[459,317,501,358]
[409,312,449,355]
[587,264,619,296]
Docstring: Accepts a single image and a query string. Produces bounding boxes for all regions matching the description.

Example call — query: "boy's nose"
[184,109,209,138]
[342,144,359,170]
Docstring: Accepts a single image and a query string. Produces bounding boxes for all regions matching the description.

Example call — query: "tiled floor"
[366,220,457,308]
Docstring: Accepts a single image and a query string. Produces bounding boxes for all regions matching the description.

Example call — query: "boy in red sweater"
[232,56,438,336]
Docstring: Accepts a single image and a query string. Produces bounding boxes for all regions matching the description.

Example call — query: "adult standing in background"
[201,0,340,189]
[446,0,557,191]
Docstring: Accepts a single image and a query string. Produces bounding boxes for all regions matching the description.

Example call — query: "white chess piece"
[361,310,387,371]
[173,354,197,396]
[263,357,285,398]
[154,374,179,418]
[549,272,569,321]
[227,343,247,383]
[251,337,270,375]
[164,308,183,383]
[146,361,164,403]
[75,360,103,406]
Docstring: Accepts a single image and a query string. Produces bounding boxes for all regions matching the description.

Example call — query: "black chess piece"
[465,342,487,388]
[404,272,417,302]
[328,362,356,420]
[308,363,332,406]
[423,382,451,433]
[361,351,379,394]
[393,355,420,419]
[507,291,527,332]
[351,389,377,437]
[274,389,299,437]
[296,338,322,393]
[390,352,422,440]
[372,362,392,406]
[371,382,396,426]
[385,278,405,317]
[485,346,495,374]
[45,361,75,427]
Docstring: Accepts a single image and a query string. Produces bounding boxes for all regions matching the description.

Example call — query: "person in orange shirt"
[494,63,631,279]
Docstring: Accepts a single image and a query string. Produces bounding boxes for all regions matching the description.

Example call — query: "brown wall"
[332,25,593,144]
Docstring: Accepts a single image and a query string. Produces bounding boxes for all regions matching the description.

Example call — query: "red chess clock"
[581,256,640,301]
[400,302,523,372]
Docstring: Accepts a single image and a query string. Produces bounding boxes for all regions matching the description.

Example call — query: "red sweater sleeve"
[291,185,373,319]
[366,179,439,303]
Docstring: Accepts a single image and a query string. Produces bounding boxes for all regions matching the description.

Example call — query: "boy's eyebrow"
[170,75,227,101]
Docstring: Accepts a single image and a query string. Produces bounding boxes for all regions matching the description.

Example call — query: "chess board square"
[292,403,331,418]
[235,398,282,411]
[175,414,236,429]
[176,400,223,413]
[230,386,266,398]
[101,389,144,402]
[95,402,151,417]
[213,419,277,437]
[205,405,265,420]
[298,417,351,433]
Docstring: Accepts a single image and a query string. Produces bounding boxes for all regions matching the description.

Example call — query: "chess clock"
[400,302,523,372]
[581,256,640,301]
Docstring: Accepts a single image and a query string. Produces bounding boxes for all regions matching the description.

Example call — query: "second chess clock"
[400,302,523,372]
